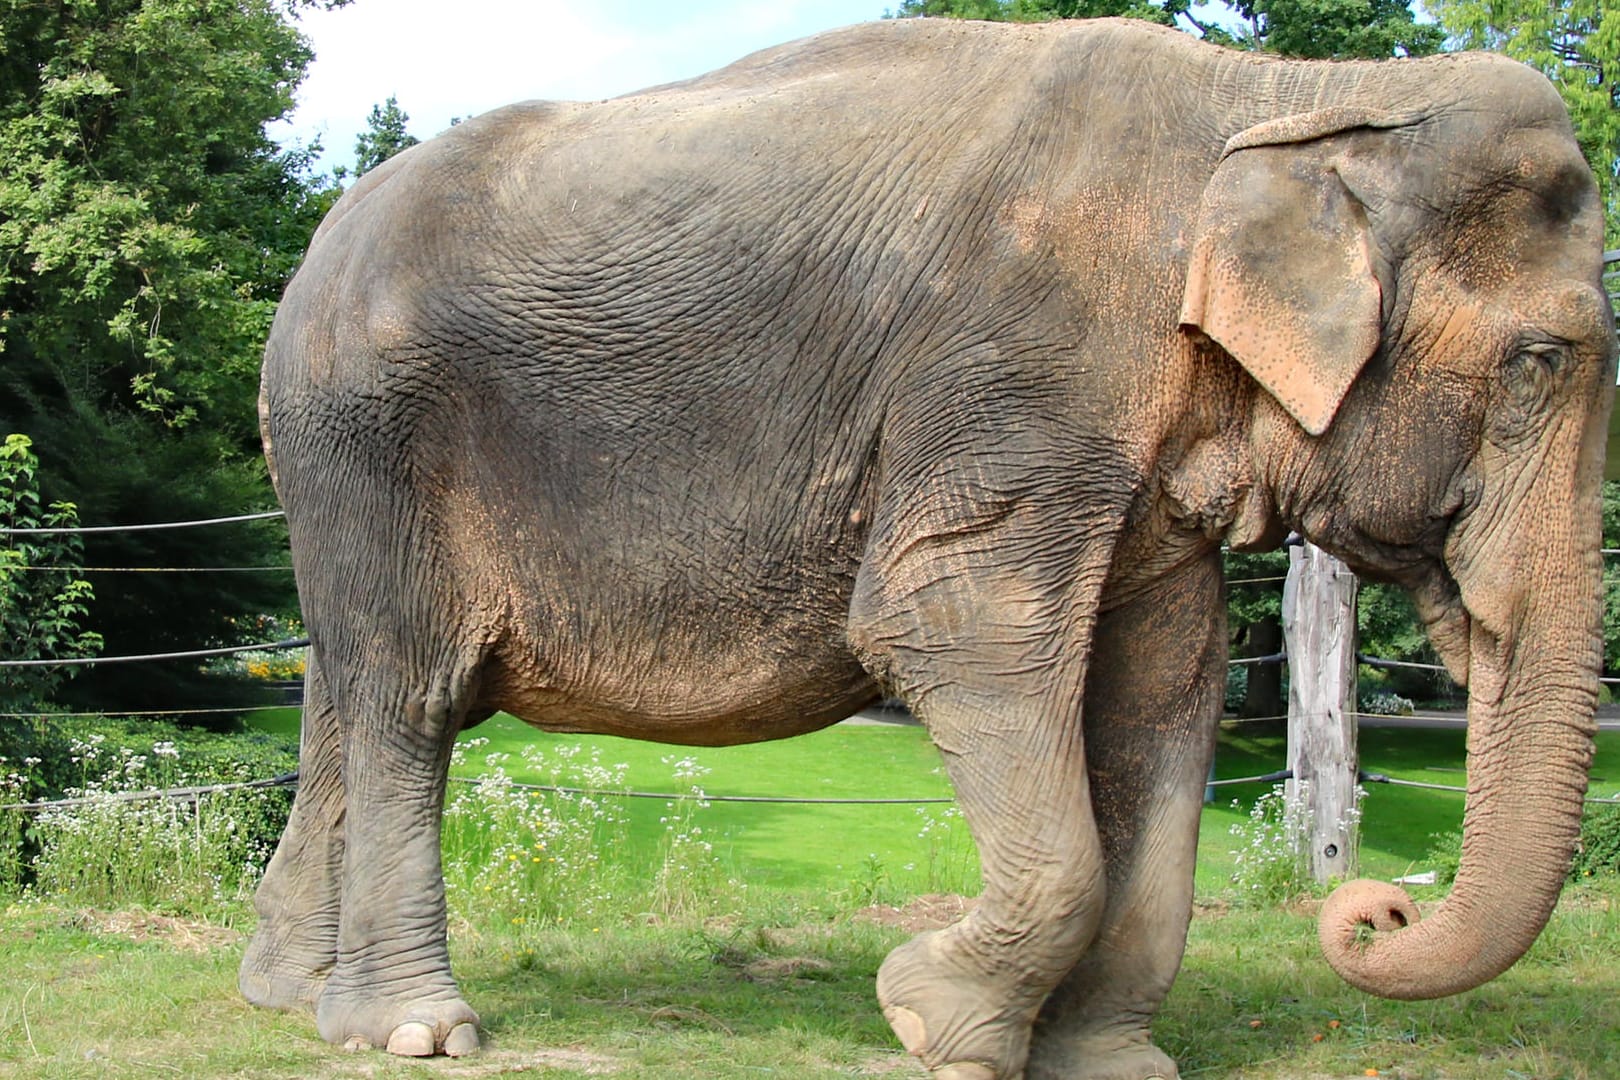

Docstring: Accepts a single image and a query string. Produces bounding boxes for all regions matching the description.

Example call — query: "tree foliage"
[346,95,420,179]
[0,434,101,709]
[890,0,1441,58]
[0,0,344,709]
[1228,0,1442,58]
[1433,0,1620,243]
[893,0,1187,27]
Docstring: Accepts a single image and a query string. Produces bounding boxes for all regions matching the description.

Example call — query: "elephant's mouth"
[1409,565,1470,688]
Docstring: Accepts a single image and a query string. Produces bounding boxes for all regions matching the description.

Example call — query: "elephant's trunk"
[1317,449,1604,999]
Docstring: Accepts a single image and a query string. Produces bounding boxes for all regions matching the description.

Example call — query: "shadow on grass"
[442,881,1620,1080]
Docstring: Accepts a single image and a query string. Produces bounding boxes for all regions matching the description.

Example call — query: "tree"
[349,95,420,179]
[893,0,1188,27]
[889,0,1441,58]
[1434,0,1620,243]
[0,0,346,709]
[0,435,101,709]
[1228,0,1443,57]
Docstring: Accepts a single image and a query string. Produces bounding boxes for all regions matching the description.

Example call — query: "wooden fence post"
[1282,542,1360,883]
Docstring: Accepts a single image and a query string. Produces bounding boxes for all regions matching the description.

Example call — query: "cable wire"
[0,510,284,536]
[7,565,294,574]
[0,772,298,813]
[0,637,308,669]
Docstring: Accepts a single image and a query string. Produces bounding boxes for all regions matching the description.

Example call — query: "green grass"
[7,711,1619,1078]
[248,707,1620,900]
[3,883,1618,1078]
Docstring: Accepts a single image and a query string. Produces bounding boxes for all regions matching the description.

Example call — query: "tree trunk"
[1240,616,1283,721]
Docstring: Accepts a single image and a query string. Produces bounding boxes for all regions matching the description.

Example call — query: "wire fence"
[7,509,1620,828]
[0,510,284,536]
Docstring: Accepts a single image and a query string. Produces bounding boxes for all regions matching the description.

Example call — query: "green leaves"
[348,95,421,179]
[0,434,102,709]
[0,0,338,438]
[0,0,335,709]
[889,0,1441,56]
[1433,0,1620,245]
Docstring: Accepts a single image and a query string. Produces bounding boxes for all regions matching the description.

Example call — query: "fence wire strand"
[8,565,294,574]
[0,772,299,813]
[0,510,284,536]
[0,637,308,669]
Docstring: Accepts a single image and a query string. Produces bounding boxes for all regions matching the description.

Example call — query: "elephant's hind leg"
[241,655,342,1012]
[311,649,484,1057]
[1025,556,1226,1080]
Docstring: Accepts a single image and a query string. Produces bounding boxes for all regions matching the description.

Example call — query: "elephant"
[241,15,1617,1080]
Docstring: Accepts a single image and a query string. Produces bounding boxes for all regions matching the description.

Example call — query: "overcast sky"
[277,0,888,171]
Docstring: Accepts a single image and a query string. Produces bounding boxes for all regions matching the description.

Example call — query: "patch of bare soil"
[854,893,975,933]
[858,1049,929,1075]
[69,908,242,952]
[452,1047,623,1075]
[313,1046,624,1077]
[740,954,833,981]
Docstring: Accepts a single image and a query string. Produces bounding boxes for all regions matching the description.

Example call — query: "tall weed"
[647,755,743,920]
[1228,784,1316,907]
[28,734,286,915]
[441,741,747,932]
[441,739,632,928]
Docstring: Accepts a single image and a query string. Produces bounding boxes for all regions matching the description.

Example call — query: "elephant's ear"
[1179,108,1423,437]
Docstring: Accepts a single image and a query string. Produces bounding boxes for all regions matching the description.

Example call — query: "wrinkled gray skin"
[244,18,1616,1079]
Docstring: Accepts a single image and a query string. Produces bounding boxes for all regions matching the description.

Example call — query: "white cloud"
[278,0,885,170]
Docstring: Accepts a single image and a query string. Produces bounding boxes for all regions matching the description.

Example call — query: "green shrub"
[0,716,295,912]
[1358,689,1415,717]
[1429,804,1620,887]
[440,740,743,932]
[1425,828,1463,886]
[1573,803,1620,880]
[1224,664,1248,714]
[0,433,102,708]
[1227,783,1325,907]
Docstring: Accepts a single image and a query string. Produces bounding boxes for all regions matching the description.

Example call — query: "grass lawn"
[248,707,1620,900]
[1,883,1616,1078]
[1,710,1615,1077]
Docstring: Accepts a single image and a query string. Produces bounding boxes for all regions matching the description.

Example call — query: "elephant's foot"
[315,980,481,1058]
[1025,1029,1178,1080]
[239,921,333,1013]
[877,929,1042,1079]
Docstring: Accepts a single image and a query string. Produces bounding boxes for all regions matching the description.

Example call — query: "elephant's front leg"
[1025,555,1226,1080]
[851,537,1121,1079]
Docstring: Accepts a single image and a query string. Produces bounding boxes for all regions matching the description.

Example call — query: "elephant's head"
[1180,58,1617,999]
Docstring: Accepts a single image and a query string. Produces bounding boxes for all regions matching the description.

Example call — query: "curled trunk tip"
[1318,879,1431,999]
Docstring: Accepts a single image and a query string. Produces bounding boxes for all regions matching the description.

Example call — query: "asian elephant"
[242,16,1617,1080]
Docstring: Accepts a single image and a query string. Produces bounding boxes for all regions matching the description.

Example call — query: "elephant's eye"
[1502,342,1564,409]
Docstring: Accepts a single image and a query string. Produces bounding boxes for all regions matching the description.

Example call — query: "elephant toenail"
[936,1064,996,1080]
[444,1022,480,1057]
[385,1021,436,1057]
[884,1005,928,1055]
[342,1034,371,1052]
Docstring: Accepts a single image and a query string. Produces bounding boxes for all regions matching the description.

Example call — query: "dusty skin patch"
[854,893,976,934]
[69,908,243,953]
